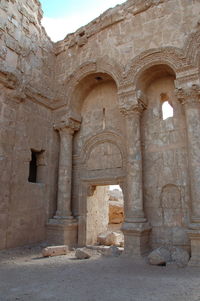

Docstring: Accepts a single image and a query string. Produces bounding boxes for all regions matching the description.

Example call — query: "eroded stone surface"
[1,0,200,264]
[148,247,171,265]
[97,231,124,247]
[42,245,69,257]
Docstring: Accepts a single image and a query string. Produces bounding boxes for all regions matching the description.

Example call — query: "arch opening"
[136,64,176,94]
[70,72,117,116]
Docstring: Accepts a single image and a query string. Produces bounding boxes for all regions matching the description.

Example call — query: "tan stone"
[97,231,124,247]
[42,245,69,257]
[1,0,200,265]
[109,201,124,224]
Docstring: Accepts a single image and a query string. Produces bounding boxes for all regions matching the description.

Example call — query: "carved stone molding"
[118,88,147,115]
[175,84,200,106]
[54,118,81,133]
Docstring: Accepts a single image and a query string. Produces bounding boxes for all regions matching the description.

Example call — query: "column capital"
[53,118,81,133]
[118,89,147,116]
[175,84,200,106]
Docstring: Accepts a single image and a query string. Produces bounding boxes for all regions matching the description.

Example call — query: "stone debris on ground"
[148,246,190,267]
[171,247,190,267]
[100,246,122,257]
[42,245,69,257]
[97,231,124,247]
[75,248,98,260]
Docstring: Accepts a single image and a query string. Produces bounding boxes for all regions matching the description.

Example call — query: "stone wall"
[86,186,109,245]
[0,0,58,249]
[1,0,200,262]
[54,0,200,108]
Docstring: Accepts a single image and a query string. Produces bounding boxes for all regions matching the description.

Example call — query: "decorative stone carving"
[54,118,81,133]
[175,84,200,106]
[161,184,181,209]
[87,142,122,170]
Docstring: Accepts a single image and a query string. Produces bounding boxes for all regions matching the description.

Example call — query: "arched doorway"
[70,72,126,246]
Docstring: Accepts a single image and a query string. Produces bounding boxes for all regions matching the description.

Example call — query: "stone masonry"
[1,0,200,265]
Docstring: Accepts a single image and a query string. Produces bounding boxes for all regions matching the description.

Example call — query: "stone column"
[47,117,80,247]
[176,84,200,265]
[119,89,151,257]
[54,124,75,219]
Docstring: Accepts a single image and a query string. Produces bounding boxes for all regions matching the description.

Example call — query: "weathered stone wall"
[1,0,200,260]
[142,75,190,249]
[53,0,200,254]
[86,186,109,245]
[54,0,200,107]
[0,0,58,249]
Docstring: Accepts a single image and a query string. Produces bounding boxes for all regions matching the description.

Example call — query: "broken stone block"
[101,246,122,257]
[148,247,171,265]
[171,247,190,267]
[42,245,69,257]
[97,231,124,246]
[75,248,92,260]
[109,201,124,224]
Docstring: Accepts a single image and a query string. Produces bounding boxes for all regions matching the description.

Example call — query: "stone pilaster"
[119,89,151,257]
[176,84,200,265]
[47,117,80,248]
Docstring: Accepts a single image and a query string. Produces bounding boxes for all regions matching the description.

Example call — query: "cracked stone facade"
[1,0,200,265]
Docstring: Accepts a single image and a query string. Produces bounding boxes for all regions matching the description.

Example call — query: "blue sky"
[40,0,126,42]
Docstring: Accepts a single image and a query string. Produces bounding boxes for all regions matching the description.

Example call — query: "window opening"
[160,93,174,120]
[102,108,106,130]
[28,150,37,183]
[28,150,45,183]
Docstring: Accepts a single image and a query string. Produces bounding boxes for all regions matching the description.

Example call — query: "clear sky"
[40,0,126,42]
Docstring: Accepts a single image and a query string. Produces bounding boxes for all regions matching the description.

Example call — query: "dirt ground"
[0,244,200,301]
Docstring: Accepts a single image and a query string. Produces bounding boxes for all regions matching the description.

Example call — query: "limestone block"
[97,231,124,247]
[77,36,87,47]
[148,247,171,265]
[42,245,69,257]
[18,5,36,24]
[6,49,18,68]
[75,248,91,260]
[109,201,124,224]
[101,246,122,257]
[171,247,189,267]
[5,37,21,54]
[0,46,7,60]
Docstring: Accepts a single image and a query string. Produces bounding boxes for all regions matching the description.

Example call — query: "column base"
[121,221,151,258]
[46,217,78,249]
[188,229,200,266]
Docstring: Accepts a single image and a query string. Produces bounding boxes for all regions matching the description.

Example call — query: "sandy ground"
[0,245,200,301]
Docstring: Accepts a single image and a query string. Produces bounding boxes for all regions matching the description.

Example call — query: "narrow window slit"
[28,150,45,183]
[103,108,106,130]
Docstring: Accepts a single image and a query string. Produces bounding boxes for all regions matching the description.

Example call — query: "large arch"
[124,29,200,90]
[125,47,187,89]
[64,56,125,114]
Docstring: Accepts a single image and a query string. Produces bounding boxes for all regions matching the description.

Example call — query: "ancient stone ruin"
[1,0,200,266]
